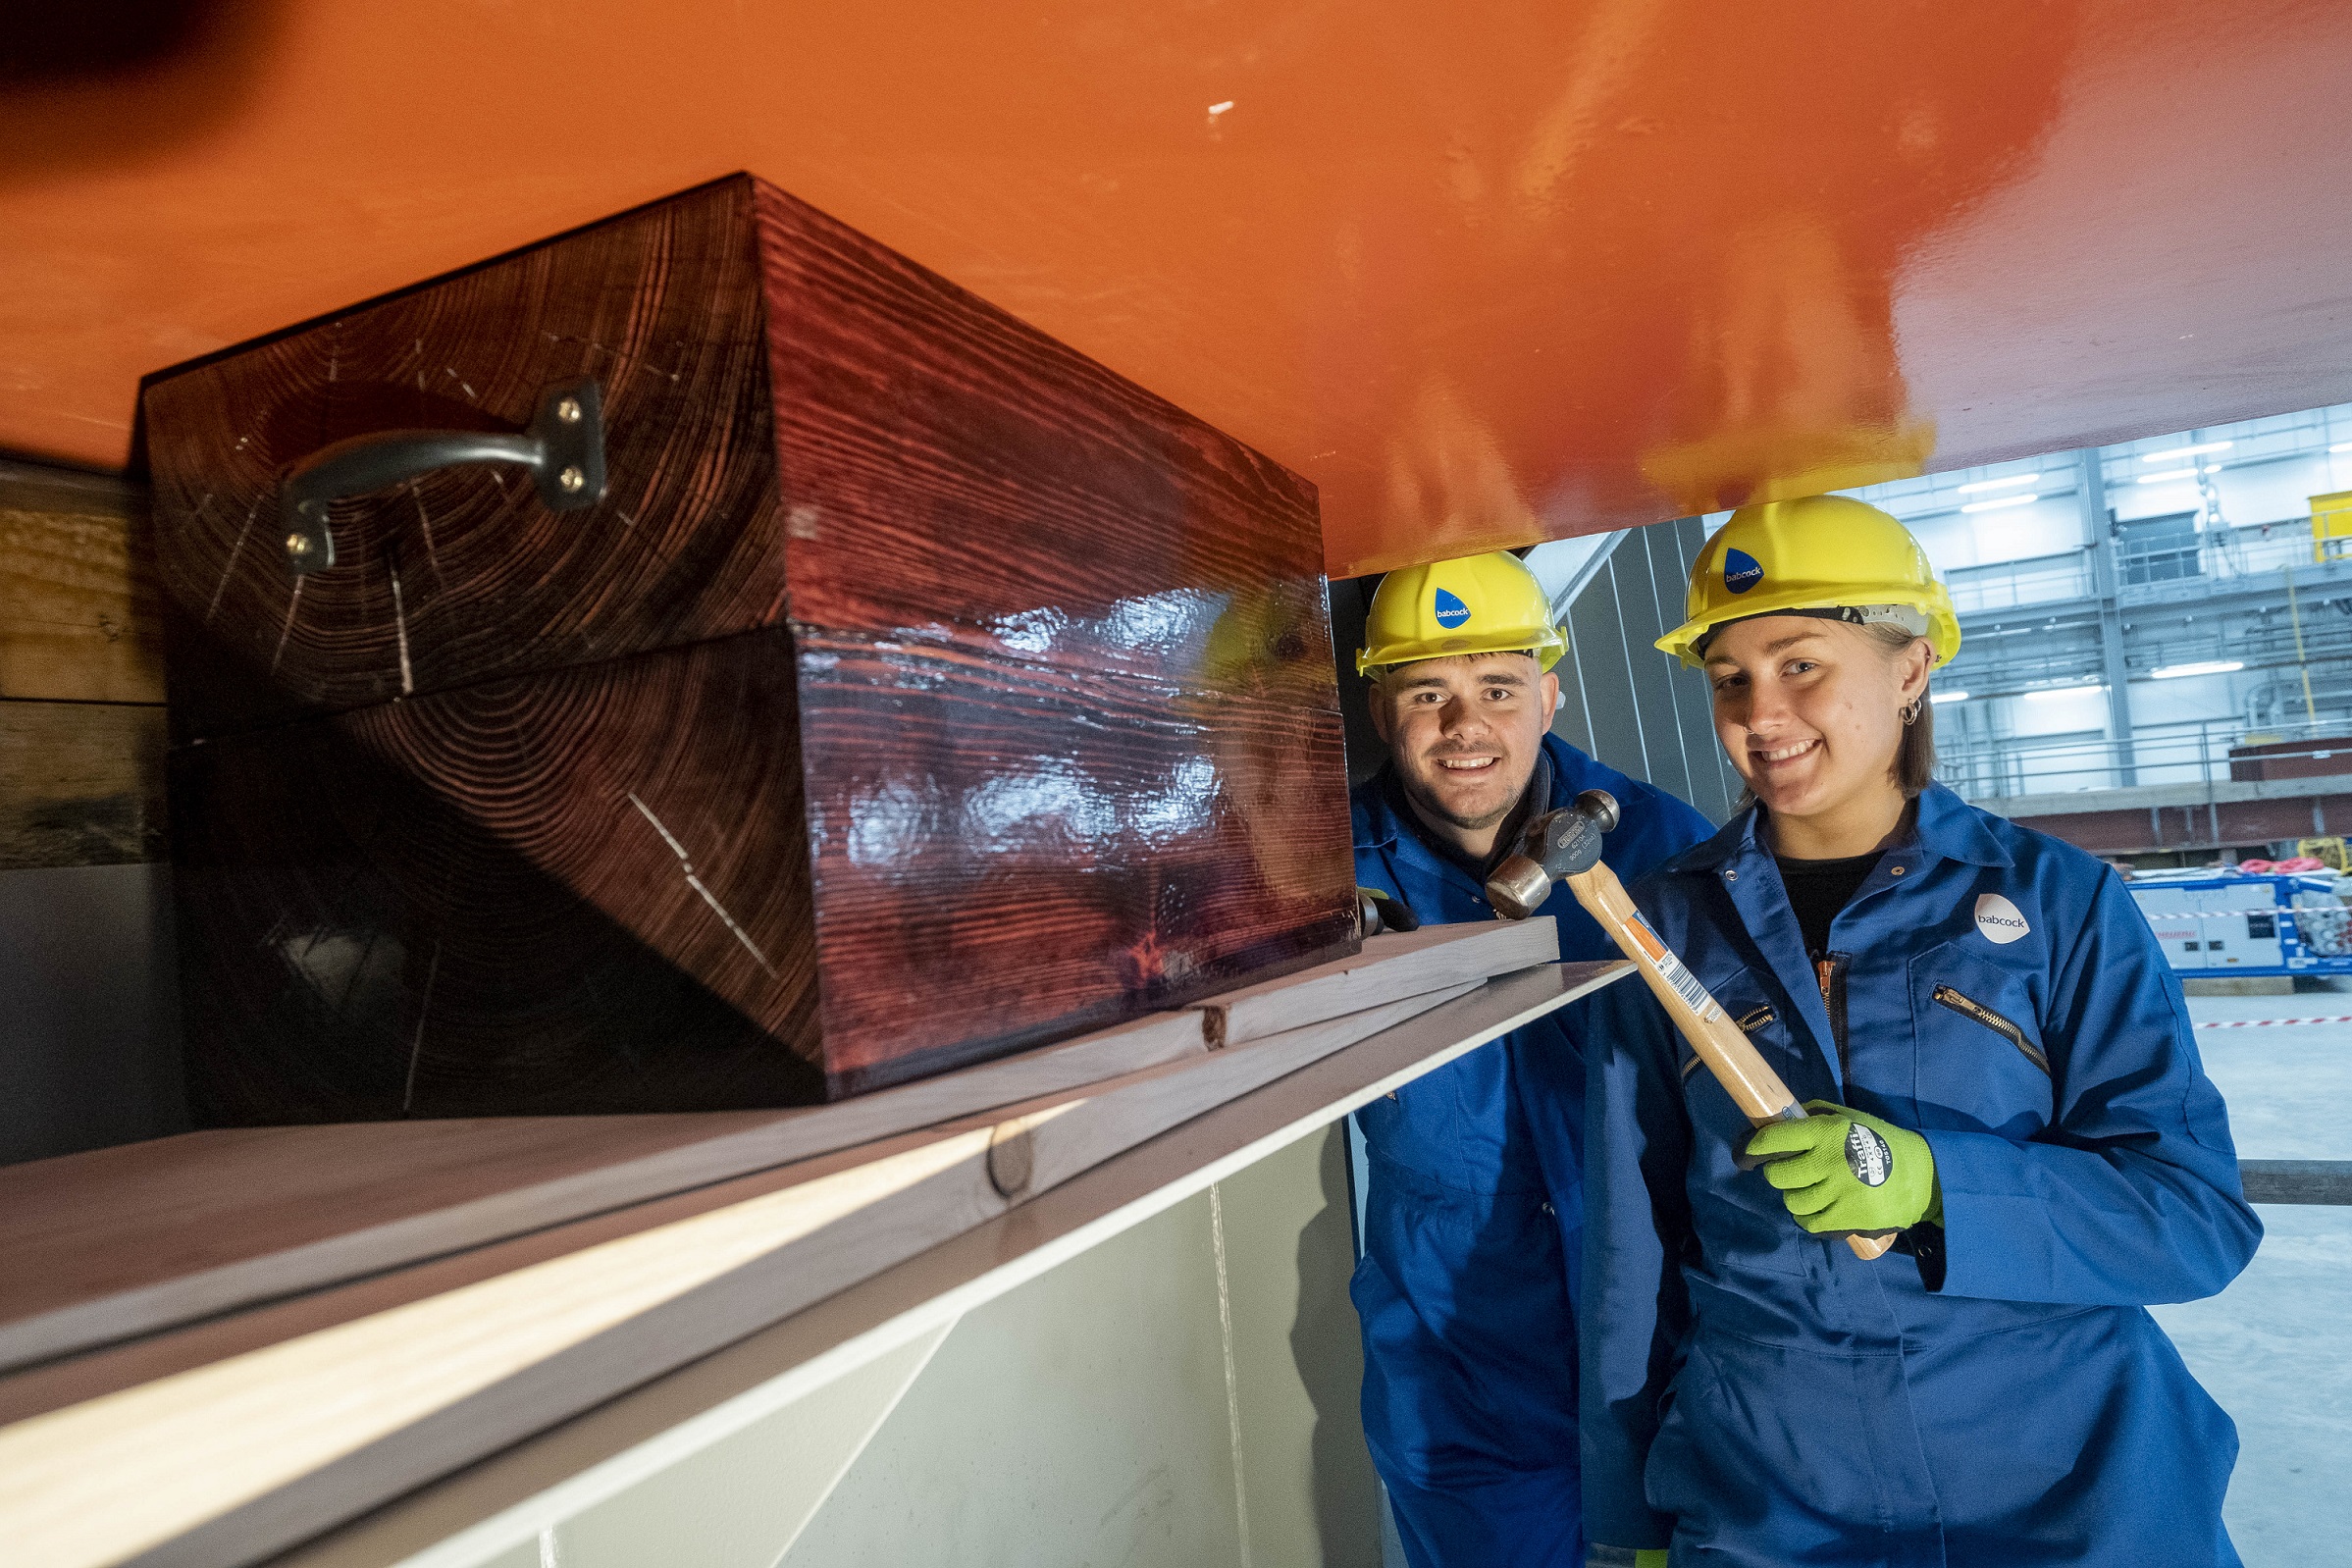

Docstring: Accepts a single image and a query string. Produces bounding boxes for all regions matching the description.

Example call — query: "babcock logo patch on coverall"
[1433,588,1471,627]
[1975,893,2031,944]
[1723,549,1764,594]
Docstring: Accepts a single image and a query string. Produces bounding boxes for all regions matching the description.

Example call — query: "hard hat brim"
[1358,626,1566,677]
[1657,586,1960,669]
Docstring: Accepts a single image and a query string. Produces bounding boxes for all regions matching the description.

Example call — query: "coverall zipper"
[1931,984,2050,1072]
[1814,954,1850,1081]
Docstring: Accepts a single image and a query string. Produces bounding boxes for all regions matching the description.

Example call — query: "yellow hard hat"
[1357,551,1565,676]
[1655,496,1960,669]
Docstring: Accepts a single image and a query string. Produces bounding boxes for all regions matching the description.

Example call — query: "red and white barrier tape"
[2194,1016,2352,1028]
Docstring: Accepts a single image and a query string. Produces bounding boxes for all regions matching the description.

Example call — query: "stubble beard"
[1400,752,1532,833]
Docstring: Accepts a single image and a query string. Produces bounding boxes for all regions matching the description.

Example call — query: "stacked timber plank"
[0,459,165,871]
[140,172,1356,1123]
[0,922,1622,1568]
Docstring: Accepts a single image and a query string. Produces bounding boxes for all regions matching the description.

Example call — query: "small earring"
[1900,699,1922,726]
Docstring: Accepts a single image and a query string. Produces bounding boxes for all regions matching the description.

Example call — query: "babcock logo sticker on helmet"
[1974,893,2030,945]
[1723,549,1764,595]
[1432,588,1471,628]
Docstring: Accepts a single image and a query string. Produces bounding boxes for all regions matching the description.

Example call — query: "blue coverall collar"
[1671,781,2012,875]
[1666,783,2009,1097]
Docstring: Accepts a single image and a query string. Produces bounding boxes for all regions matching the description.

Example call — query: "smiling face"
[1369,652,1560,858]
[1704,616,1932,854]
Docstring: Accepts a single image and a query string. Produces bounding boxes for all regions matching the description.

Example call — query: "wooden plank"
[0,460,167,871]
[0,699,167,869]
[1018,978,1481,1196]
[0,921,1540,1373]
[0,462,162,706]
[0,1009,1202,1376]
[1202,915,1558,1044]
[276,960,1631,1568]
[0,977,1530,1568]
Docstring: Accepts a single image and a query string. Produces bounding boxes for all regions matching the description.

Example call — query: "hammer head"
[1484,789,1620,919]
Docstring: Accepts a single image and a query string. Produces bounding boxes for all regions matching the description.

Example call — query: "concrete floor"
[2146,988,2352,1567]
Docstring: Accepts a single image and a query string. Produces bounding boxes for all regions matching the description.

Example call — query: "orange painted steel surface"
[8,2,2352,573]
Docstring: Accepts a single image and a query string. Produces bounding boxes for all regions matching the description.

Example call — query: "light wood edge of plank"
[0,979,1496,1568]
[1207,917,1558,1045]
[0,1117,1043,1568]
[3,922,1542,1373]
[0,1009,1210,1375]
[1019,979,1486,1197]
[277,959,1632,1568]
[0,981,1481,1432]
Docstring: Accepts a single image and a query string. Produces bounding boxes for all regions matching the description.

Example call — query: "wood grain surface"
[0,460,170,869]
[0,700,167,869]
[0,922,1538,1373]
[170,630,820,1124]
[0,462,163,706]
[0,1008,1204,1376]
[147,172,1353,1120]
[794,627,1356,1091]
[753,181,1329,678]
[141,177,788,742]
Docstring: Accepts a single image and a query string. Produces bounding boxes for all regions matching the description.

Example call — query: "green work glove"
[1638,1552,1668,1568]
[1586,1549,1669,1568]
[1745,1100,1941,1236]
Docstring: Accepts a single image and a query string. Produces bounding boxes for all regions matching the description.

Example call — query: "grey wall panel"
[1563,559,1654,794]
[1550,520,1741,824]
[1659,517,1743,822]
[1604,542,1698,807]
[1549,603,1598,760]
[0,862,186,1166]
[1327,576,1387,787]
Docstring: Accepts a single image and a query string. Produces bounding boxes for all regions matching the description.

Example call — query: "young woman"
[1560,496,2260,1567]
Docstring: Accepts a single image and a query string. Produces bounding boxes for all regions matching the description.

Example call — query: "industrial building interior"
[3,4,2351,1567]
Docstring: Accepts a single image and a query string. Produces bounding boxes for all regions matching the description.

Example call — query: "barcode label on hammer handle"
[1627,914,1724,1022]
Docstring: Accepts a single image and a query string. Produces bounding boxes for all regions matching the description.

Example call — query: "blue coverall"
[1558,782,2261,1566]
[1350,732,1713,1568]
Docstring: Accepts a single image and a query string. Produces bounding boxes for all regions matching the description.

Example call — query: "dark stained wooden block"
[142,174,1355,1121]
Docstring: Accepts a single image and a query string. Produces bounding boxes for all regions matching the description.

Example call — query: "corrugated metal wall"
[1333,517,1741,825]
[1550,518,1744,823]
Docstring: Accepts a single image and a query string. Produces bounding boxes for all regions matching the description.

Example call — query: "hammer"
[1488,791,1896,1261]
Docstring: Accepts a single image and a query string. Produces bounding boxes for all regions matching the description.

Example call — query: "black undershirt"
[1775,851,1883,958]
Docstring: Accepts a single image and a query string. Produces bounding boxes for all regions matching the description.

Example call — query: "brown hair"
[1861,622,1937,798]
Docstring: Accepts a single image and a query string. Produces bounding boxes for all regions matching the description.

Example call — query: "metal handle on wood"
[278,379,606,575]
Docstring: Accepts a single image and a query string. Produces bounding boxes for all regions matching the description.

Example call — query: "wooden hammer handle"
[1564,862,1896,1262]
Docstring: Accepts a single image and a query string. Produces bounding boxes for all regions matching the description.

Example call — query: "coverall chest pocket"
[1671,985,1781,1122]
[1908,949,2054,1137]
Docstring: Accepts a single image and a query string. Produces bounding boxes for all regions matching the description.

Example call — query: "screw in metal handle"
[277,378,605,574]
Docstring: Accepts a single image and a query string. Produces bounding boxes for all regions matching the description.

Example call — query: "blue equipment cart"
[2127,869,2352,978]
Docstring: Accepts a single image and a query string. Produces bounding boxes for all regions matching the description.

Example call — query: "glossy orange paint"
[5,1,2352,574]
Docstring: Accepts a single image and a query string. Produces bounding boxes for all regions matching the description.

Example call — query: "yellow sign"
[2312,491,2352,561]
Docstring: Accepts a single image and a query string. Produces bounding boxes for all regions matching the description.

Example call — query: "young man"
[1349,551,1712,1568]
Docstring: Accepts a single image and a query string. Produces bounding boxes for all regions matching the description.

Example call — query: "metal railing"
[1942,517,2341,617]
[1937,715,2352,801]
[2240,1161,2352,1204]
